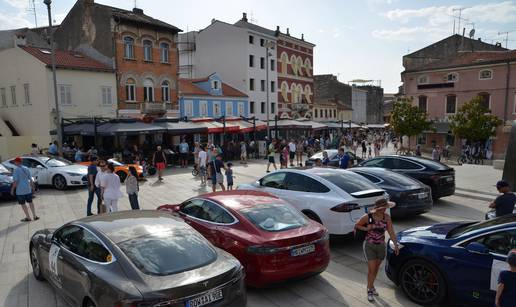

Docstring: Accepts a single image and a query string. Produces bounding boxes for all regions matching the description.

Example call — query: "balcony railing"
[141,102,167,114]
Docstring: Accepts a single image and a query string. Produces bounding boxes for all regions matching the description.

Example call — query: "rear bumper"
[390,199,433,217]
[432,184,455,198]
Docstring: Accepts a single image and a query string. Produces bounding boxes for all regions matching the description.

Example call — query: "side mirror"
[465,242,489,255]
[36,165,44,169]
[257,179,263,187]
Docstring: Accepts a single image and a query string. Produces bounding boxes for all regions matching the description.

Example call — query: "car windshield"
[377,171,417,186]
[107,159,123,166]
[447,215,516,238]
[317,170,379,193]
[118,230,217,276]
[239,203,307,232]
[42,157,71,167]
[0,164,10,175]
[310,150,337,160]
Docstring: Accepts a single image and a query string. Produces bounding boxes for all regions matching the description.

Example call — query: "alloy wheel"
[400,261,444,305]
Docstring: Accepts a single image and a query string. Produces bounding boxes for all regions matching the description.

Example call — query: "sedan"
[3,155,88,190]
[238,168,387,235]
[385,214,516,306]
[158,190,330,287]
[0,163,38,198]
[357,155,455,199]
[29,211,247,307]
[349,167,433,217]
[305,149,363,167]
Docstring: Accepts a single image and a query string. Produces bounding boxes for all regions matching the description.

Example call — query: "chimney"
[496,42,502,47]
[242,12,248,22]
[132,7,144,15]
[301,33,304,41]
[286,28,290,36]
[211,18,216,24]
[275,26,280,36]
[477,37,482,41]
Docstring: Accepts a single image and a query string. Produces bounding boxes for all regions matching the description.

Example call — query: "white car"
[238,168,388,235]
[2,155,88,190]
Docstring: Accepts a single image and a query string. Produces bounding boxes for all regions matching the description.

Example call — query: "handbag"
[354,213,373,241]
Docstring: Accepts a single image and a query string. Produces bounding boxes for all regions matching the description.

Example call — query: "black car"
[305,149,363,167]
[357,155,455,199]
[349,167,432,217]
[29,211,246,307]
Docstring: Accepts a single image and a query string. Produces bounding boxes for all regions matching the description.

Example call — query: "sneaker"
[371,288,379,296]
[367,289,374,302]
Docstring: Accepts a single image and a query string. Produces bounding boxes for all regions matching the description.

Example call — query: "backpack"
[354,213,373,241]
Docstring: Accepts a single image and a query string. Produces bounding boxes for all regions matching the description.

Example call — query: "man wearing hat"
[489,180,516,217]
[10,157,38,222]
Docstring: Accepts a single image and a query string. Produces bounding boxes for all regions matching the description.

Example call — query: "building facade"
[313,75,353,122]
[53,0,181,119]
[351,87,367,123]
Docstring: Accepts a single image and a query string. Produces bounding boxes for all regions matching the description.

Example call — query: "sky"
[1,0,516,93]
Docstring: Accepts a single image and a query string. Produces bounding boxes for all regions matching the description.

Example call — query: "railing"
[141,102,166,114]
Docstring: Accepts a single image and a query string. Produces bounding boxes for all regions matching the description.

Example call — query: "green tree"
[390,97,433,151]
[449,96,503,143]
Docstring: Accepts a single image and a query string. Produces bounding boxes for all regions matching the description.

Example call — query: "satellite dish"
[469,29,475,39]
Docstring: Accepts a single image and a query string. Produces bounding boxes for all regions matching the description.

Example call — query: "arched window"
[290,55,298,75]
[160,42,169,63]
[143,78,154,102]
[281,81,289,102]
[125,78,136,101]
[296,56,304,76]
[304,58,312,76]
[304,85,312,103]
[143,40,153,61]
[290,83,299,103]
[124,37,134,59]
[478,92,491,111]
[161,81,170,102]
[280,52,288,74]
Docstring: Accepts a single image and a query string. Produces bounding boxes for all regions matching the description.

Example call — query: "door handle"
[58,255,63,260]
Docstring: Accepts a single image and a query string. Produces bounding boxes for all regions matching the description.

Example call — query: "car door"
[24,158,49,184]
[282,173,332,215]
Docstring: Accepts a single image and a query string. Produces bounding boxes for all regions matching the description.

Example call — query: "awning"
[272,119,312,130]
[323,122,362,129]
[300,120,328,131]
[192,120,240,133]
[155,121,208,134]
[365,123,388,129]
[62,123,96,136]
[227,119,267,133]
[97,121,165,135]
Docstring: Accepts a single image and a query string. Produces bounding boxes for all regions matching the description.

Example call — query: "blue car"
[0,164,14,198]
[385,214,516,306]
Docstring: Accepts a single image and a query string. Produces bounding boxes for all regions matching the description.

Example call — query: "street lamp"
[44,0,62,149]
[264,41,275,139]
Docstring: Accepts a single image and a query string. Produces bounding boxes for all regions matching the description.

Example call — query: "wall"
[0,135,52,161]
[352,88,367,123]
[358,85,384,124]
[179,96,248,118]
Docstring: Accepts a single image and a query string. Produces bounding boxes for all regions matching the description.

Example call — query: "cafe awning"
[272,119,312,130]
[227,119,267,133]
[97,121,165,135]
[303,120,328,131]
[62,122,96,136]
[191,120,240,133]
[155,121,208,134]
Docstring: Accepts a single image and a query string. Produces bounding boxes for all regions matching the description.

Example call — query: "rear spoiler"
[350,189,385,199]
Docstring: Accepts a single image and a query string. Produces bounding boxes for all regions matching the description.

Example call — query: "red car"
[158,190,330,287]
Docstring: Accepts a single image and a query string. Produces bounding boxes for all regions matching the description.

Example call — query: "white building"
[0,45,116,158]
[351,87,367,123]
[178,14,278,121]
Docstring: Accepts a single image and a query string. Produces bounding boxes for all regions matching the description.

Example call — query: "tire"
[84,298,96,307]
[30,244,45,281]
[303,211,322,224]
[116,171,127,183]
[52,174,67,190]
[399,259,446,305]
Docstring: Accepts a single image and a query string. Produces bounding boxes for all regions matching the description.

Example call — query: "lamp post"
[44,0,62,148]
[264,41,275,140]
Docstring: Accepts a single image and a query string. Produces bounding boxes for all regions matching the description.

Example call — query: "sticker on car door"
[49,244,62,288]
[490,259,506,291]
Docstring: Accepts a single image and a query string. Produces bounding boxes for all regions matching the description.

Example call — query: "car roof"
[200,190,284,211]
[76,210,189,243]
[350,167,422,185]
[369,155,450,170]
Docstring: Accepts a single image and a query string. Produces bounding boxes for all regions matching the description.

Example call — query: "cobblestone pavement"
[0,152,496,307]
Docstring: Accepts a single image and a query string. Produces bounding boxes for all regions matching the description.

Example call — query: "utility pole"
[264,41,275,139]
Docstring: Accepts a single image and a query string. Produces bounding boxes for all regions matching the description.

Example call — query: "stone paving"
[0,149,499,307]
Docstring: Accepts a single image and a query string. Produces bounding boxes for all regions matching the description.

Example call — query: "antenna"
[451,8,469,34]
[134,0,137,8]
[498,30,516,48]
[249,11,258,24]
[27,0,37,27]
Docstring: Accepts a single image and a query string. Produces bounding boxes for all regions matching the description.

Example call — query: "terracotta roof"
[179,79,247,98]
[20,46,113,72]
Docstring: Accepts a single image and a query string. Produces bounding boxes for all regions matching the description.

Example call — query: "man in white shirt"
[94,160,108,213]
[288,140,296,167]
[197,145,208,185]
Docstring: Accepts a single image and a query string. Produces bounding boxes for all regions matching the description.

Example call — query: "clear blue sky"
[2,0,516,93]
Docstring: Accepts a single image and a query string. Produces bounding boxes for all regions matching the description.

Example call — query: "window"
[161,81,170,102]
[325,110,328,118]
[317,171,378,193]
[249,78,255,91]
[319,109,323,117]
[240,203,307,232]
[445,72,458,82]
[417,134,427,145]
[478,92,490,110]
[261,80,265,92]
[0,88,6,107]
[124,36,134,59]
[260,38,265,47]
[249,55,254,67]
[270,59,275,71]
[390,158,421,170]
[467,229,516,256]
[160,42,169,63]
[250,101,255,113]
[54,226,112,263]
[125,78,136,101]
[143,40,153,61]
[181,199,235,224]
[479,69,492,80]
[271,102,275,113]
[23,83,30,105]
[355,172,382,184]
[260,102,265,114]
[446,95,456,114]
[286,173,330,193]
[260,172,287,189]
[58,85,72,105]
[101,86,112,105]
[314,108,318,118]
[260,57,265,69]
[361,158,386,167]
[271,81,275,93]
[10,86,16,106]
[143,79,154,102]
[417,75,429,84]
[238,102,244,116]
[418,96,427,112]
[225,102,232,116]
[249,35,254,44]
[184,100,193,117]
[212,80,219,90]
[213,102,221,117]
[200,101,208,117]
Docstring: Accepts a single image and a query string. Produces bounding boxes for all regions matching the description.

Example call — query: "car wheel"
[399,259,446,305]
[116,171,127,183]
[84,298,96,307]
[52,175,67,190]
[30,244,44,281]
[302,211,322,224]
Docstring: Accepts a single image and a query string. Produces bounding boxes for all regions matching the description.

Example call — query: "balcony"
[291,103,310,112]
[141,102,167,114]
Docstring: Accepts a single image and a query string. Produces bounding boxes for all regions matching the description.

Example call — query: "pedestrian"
[179,138,189,168]
[75,147,85,162]
[352,139,358,155]
[361,140,367,159]
[489,180,516,217]
[94,159,108,213]
[210,155,226,192]
[100,162,123,213]
[86,156,102,216]
[48,140,58,155]
[368,143,372,159]
[87,146,98,161]
[296,140,304,166]
[10,157,38,222]
[314,158,323,167]
[125,166,140,210]
[495,249,516,307]
[432,145,440,161]
[266,139,277,173]
[280,145,289,169]
[338,147,351,169]
[240,141,247,164]
[152,145,167,181]
[288,139,296,167]
[226,162,234,190]
[415,145,422,156]
[198,144,207,186]
[355,198,399,302]
[193,142,200,165]
[322,150,330,166]
[30,143,39,155]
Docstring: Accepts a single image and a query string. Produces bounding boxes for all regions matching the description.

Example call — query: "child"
[226,162,234,190]
[495,249,516,307]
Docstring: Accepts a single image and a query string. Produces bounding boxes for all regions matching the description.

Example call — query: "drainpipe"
[503,61,511,123]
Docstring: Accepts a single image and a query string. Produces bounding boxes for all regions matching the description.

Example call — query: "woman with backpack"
[355,198,399,302]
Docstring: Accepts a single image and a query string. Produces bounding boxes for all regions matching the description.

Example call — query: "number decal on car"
[490,259,506,291]
[49,244,62,288]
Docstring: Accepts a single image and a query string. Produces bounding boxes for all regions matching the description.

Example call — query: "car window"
[22,158,43,168]
[54,225,111,262]
[317,170,379,193]
[467,229,516,255]
[239,203,307,232]
[45,157,71,167]
[119,230,216,276]
[0,164,9,174]
[180,199,205,217]
[362,158,385,167]
[285,173,330,193]
[354,172,381,183]
[181,199,235,224]
[108,159,124,166]
[448,215,516,238]
[392,159,421,170]
[261,172,287,189]
[54,225,83,250]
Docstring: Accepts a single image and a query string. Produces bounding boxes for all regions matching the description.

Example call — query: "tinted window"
[286,173,330,193]
[317,170,378,193]
[261,172,287,189]
[22,158,43,168]
[239,203,307,232]
[354,172,381,183]
[54,225,111,262]
[181,199,235,224]
[469,230,516,255]
[362,158,385,167]
[448,215,516,238]
[181,199,205,216]
[119,230,216,276]
[380,171,418,186]
[392,159,421,170]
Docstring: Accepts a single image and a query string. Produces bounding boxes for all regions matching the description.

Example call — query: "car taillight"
[330,203,360,212]
[247,245,283,254]
[430,175,441,182]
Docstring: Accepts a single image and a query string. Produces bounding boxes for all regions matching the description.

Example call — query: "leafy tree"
[390,97,433,150]
[449,96,503,143]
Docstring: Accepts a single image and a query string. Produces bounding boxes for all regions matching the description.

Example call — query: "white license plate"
[417,192,428,199]
[186,289,223,307]
[291,244,315,257]
[445,176,453,182]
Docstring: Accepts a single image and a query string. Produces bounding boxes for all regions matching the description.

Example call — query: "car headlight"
[388,239,404,251]
[66,172,82,176]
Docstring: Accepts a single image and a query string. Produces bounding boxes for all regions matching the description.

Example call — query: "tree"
[449,96,503,143]
[390,97,433,151]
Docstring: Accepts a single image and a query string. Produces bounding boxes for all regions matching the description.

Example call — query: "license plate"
[291,244,315,257]
[445,176,453,182]
[417,192,428,199]
[186,289,223,307]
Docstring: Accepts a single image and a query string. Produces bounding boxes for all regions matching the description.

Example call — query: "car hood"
[58,164,88,174]
[399,221,472,241]
[0,174,13,183]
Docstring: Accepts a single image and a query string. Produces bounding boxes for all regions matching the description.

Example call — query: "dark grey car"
[29,211,247,307]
